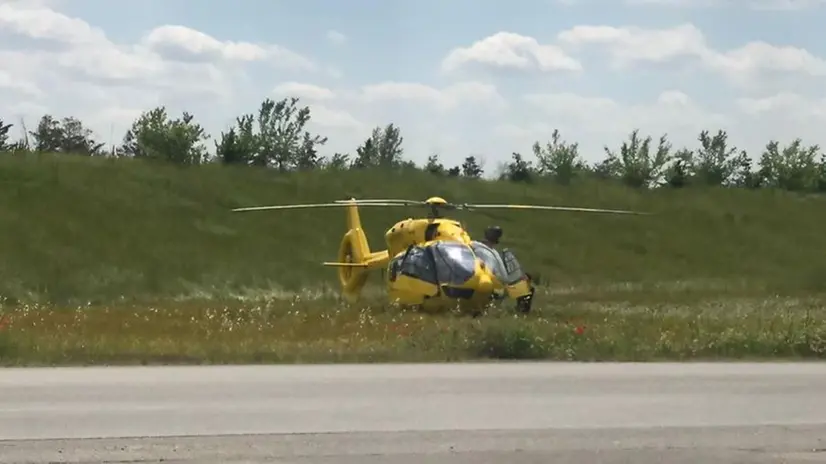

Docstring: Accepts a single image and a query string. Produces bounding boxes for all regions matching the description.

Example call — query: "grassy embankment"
[1,152,825,365]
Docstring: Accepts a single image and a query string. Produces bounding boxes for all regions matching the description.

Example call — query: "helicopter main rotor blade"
[460,203,649,215]
[334,199,466,210]
[333,199,424,206]
[231,202,409,212]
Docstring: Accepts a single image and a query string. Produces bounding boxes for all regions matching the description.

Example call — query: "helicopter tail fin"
[322,200,389,302]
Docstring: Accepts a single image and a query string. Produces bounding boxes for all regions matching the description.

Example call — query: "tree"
[321,153,351,170]
[501,152,534,182]
[352,124,404,169]
[691,130,742,187]
[29,115,104,155]
[215,115,257,166]
[531,129,585,185]
[461,156,483,178]
[0,119,12,152]
[215,98,329,171]
[118,107,209,165]
[424,154,445,175]
[295,132,321,170]
[14,103,826,200]
[663,149,693,188]
[601,129,672,189]
[817,154,826,192]
[758,138,821,192]
[730,152,764,189]
[250,97,327,170]
[352,137,376,169]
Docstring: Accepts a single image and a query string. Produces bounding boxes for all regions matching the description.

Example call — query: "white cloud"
[515,90,731,158]
[576,0,826,8]
[270,82,359,130]
[0,2,101,44]
[441,24,826,93]
[558,24,707,64]
[326,29,347,46]
[555,0,723,6]
[2,0,826,173]
[624,0,730,6]
[500,88,826,164]
[358,81,506,111]
[0,2,315,89]
[268,79,506,135]
[441,31,582,74]
[144,26,259,62]
[273,82,336,100]
[1,0,63,5]
[0,69,42,97]
[306,105,363,129]
[0,1,323,148]
[0,0,366,154]
[733,93,826,149]
[557,23,826,86]
[751,0,826,9]
[737,92,819,115]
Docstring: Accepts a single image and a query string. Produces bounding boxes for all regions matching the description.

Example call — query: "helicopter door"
[393,275,439,304]
[499,248,534,302]
[388,246,440,304]
[500,248,526,284]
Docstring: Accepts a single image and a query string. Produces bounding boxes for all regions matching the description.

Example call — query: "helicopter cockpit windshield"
[390,242,477,287]
[430,241,476,286]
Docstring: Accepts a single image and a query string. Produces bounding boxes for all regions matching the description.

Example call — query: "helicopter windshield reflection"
[431,242,476,285]
[469,241,511,284]
[390,242,477,286]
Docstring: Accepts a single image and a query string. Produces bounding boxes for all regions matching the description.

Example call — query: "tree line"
[1,96,825,193]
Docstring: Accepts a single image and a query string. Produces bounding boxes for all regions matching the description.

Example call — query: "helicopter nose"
[476,272,494,293]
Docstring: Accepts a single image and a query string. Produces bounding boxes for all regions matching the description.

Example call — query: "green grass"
[1,152,826,364]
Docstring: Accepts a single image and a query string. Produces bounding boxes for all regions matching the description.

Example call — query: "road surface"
[1,362,825,463]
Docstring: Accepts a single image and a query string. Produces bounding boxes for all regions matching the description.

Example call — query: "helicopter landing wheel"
[515,286,535,314]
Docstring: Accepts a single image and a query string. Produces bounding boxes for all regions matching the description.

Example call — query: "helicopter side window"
[398,246,438,284]
[500,248,526,283]
[470,241,511,284]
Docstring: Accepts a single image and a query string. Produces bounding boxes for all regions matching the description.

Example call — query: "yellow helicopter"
[231,196,646,314]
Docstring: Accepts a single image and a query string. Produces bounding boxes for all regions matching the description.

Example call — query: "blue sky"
[2,0,826,173]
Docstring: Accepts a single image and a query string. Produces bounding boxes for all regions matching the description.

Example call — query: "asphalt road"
[1,362,826,463]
